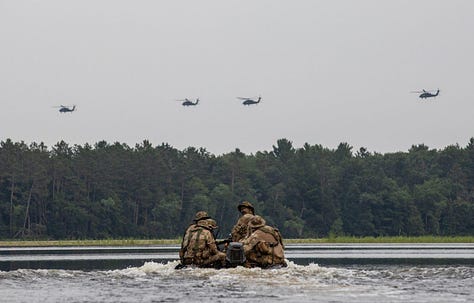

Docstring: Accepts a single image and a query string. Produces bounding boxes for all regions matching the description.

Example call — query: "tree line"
[0,138,473,240]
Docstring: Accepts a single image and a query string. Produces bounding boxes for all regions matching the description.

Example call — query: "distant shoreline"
[0,236,473,247]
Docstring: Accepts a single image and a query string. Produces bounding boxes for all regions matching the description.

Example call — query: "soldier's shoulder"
[239,214,254,223]
[185,224,197,231]
[260,225,278,234]
[191,224,208,232]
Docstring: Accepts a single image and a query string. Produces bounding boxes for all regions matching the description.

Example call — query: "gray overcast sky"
[1,0,473,155]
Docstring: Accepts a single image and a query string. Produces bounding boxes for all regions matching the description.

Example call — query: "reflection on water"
[1,243,473,270]
[0,261,473,303]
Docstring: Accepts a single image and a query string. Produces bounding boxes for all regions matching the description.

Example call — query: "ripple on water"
[1,261,473,303]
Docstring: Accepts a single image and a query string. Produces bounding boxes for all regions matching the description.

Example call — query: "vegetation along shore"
[1,236,473,247]
[1,138,473,241]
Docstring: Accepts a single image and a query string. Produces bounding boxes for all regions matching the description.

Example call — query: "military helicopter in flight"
[54,105,76,113]
[236,96,262,105]
[177,98,199,106]
[411,89,440,99]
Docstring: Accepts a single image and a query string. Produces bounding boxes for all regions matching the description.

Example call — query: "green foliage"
[328,217,344,238]
[1,138,474,240]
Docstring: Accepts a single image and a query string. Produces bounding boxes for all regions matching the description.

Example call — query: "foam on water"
[103,259,341,282]
[1,260,473,303]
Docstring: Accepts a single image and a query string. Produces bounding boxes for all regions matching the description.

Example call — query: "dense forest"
[0,138,473,240]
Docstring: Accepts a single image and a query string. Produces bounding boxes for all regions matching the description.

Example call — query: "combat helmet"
[202,218,218,229]
[193,211,210,222]
[248,215,266,229]
[237,201,255,214]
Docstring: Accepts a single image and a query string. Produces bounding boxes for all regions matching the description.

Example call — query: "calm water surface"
[1,261,473,303]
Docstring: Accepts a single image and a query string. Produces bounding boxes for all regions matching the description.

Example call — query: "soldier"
[231,201,256,242]
[179,211,211,264]
[179,211,211,263]
[179,218,226,268]
[241,215,287,268]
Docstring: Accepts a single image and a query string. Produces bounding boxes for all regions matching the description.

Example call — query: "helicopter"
[236,96,262,105]
[177,98,199,106]
[411,89,440,99]
[54,105,76,113]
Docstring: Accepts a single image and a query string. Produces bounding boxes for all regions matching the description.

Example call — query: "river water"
[0,244,473,303]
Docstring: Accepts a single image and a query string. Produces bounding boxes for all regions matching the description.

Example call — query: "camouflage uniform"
[180,219,226,268]
[231,214,253,242]
[231,201,255,242]
[242,215,286,268]
[179,211,210,261]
